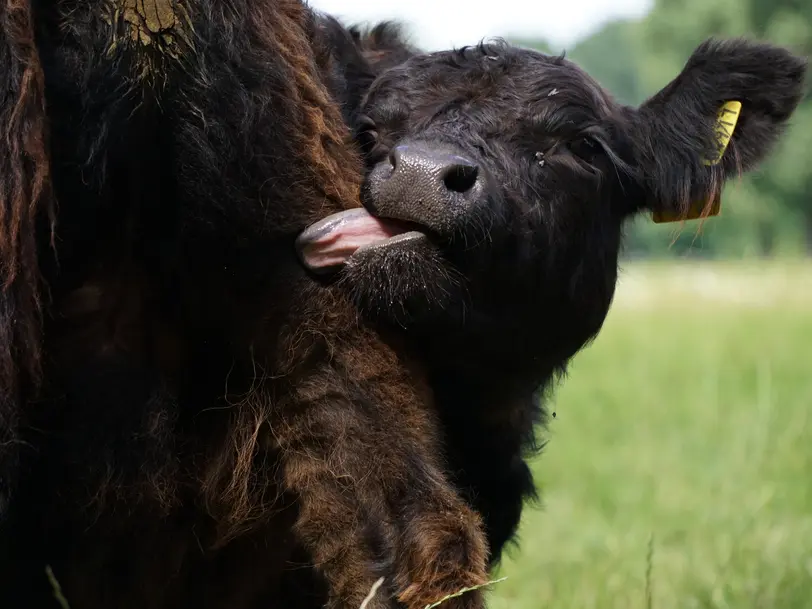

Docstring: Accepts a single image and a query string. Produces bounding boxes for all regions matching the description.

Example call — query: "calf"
[300,20,807,563]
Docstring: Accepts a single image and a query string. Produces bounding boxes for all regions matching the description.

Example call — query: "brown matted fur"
[0,0,54,513]
[0,2,490,609]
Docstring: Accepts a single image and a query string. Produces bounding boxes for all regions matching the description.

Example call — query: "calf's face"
[298,37,805,368]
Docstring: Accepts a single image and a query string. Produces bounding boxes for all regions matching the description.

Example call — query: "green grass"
[487,261,812,609]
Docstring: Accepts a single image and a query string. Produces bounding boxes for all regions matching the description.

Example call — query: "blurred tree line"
[511,0,812,259]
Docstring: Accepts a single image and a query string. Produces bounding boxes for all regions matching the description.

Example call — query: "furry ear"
[313,16,417,127]
[627,38,807,221]
[347,21,418,75]
[312,14,379,126]
[0,0,54,508]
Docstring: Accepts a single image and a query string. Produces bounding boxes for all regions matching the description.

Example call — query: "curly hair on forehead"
[0,0,55,504]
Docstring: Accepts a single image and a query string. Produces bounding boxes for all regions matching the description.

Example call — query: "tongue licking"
[296,208,418,273]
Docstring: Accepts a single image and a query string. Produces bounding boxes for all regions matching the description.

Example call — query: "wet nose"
[388,144,480,196]
[363,143,484,234]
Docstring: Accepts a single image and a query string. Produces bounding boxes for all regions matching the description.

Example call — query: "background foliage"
[487,262,812,609]
[512,0,812,260]
[487,4,812,607]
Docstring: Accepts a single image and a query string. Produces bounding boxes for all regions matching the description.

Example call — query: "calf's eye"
[358,128,379,156]
[356,114,376,131]
[567,136,601,163]
[356,116,379,156]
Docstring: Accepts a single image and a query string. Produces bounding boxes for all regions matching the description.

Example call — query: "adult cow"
[0,2,491,609]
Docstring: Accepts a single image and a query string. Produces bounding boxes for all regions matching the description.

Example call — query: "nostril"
[388,146,403,169]
[442,163,479,194]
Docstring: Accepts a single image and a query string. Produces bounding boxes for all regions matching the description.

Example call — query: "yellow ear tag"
[652,100,742,223]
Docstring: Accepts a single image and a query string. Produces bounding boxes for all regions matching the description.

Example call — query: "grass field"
[486,261,812,609]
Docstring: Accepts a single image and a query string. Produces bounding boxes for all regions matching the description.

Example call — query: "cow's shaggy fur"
[0,2,491,609]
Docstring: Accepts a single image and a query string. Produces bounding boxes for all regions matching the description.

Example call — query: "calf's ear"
[628,38,807,222]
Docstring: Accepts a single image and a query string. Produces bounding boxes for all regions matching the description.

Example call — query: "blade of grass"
[45,565,71,609]
[423,577,508,609]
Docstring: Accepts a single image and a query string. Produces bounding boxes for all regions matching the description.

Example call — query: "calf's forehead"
[365,46,617,129]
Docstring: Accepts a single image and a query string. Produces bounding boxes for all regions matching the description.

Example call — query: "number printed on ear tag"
[652,100,742,224]
[703,100,742,166]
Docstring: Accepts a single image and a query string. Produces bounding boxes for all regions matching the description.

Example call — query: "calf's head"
[298,34,806,378]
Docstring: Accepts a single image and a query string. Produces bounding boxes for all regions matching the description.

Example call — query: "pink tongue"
[296,208,411,272]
